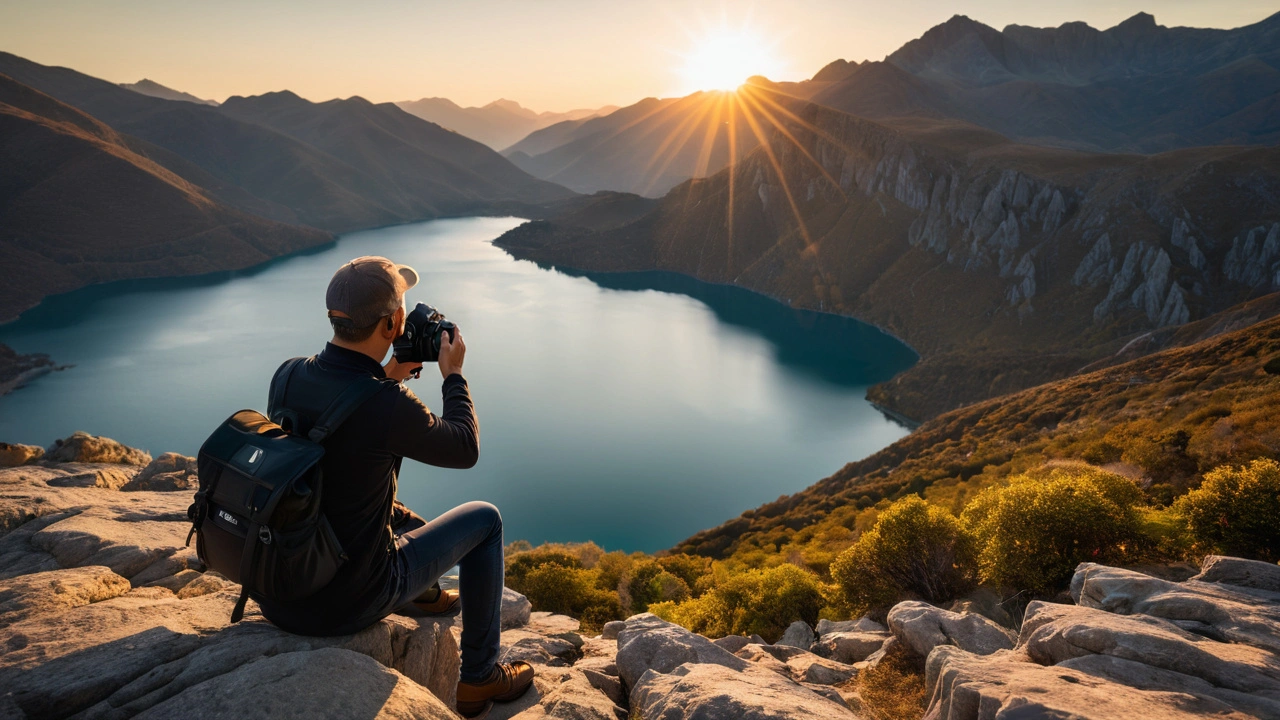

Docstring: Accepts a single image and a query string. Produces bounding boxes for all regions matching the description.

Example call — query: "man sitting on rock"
[259,256,533,718]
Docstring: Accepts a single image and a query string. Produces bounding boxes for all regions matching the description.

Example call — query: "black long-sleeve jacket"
[257,342,478,632]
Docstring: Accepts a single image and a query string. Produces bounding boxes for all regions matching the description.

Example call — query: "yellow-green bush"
[1174,458,1280,562]
[621,559,691,613]
[962,464,1143,593]
[517,563,622,632]
[650,563,826,642]
[829,496,976,616]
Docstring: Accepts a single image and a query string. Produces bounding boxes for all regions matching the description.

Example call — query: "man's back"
[257,341,478,634]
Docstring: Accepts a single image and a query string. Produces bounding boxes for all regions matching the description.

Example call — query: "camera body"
[393,303,457,364]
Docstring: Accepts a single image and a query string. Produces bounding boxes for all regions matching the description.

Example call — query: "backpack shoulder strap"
[267,357,306,423]
[307,375,389,443]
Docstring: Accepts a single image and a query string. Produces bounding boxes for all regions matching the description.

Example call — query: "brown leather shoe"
[412,584,460,615]
[456,661,535,718]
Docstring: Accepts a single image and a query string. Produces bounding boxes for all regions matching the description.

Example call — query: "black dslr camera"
[393,303,457,365]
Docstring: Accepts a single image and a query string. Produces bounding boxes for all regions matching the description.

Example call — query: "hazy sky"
[2,0,1275,111]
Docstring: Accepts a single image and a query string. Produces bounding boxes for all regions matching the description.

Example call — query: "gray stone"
[1060,653,1280,719]
[601,620,626,640]
[133,648,456,719]
[615,613,750,690]
[1072,562,1280,654]
[775,620,814,650]
[1193,555,1280,593]
[815,616,886,635]
[442,575,531,629]
[581,668,627,708]
[887,600,1015,657]
[712,635,752,653]
[631,663,857,719]
[811,630,889,663]
[925,645,1250,720]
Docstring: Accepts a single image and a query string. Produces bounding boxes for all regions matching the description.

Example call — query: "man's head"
[326,256,419,344]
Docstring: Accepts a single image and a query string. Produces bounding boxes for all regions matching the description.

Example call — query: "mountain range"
[496,83,1280,421]
[502,12,1280,197]
[0,52,576,321]
[396,96,615,151]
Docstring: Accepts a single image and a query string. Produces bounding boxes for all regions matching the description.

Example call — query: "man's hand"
[438,328,466,379]
[384,356,424,382]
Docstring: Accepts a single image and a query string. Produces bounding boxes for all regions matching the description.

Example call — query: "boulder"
[630,663,857,719]
[734,644,792,678]
[1072,562,1280,654]
[601,620,626,640]
[775,620,814,650]
[510,668,627,720]
[132,647,457,719]
[925,645,1253,720]
[946,587,1015,628]
[581,667,627,707]
[44,432,152,465]
[811,630,890,663]
[1019,601,1280,701]
[887,601,1015,658]
[1193,555,1280,593]
[615,613,750,690]
[733,643,858,686]
[712,635,752,653]
[816,616,886,635]
[0,442,42,467]
[122,453,198,492]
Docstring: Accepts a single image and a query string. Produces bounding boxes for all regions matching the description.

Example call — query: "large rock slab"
[121,453,198,492]
[1059,653,1280,719]
[0,580,460,718]
[133,647,456,720]
[630,663,856,720]
[1072,562,1280,654]
[816,616,886,635]
[507,668,627,720]
[25,506,191,581]
[924,645,1256,720]
[615,613,750,690]
[1193,555,1280,593]
[887,601,1015,658]
[1020,600,1280,701]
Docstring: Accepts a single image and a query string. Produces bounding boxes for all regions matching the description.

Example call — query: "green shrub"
[962,465,1143,593]
[593,551,635,593]
[657,554,712,594]
[650,563,825,642]
[518,563,623,633]
[829,496,976,616]
[621,559,691,613]
[1174,458,1280,562]
[505,550,581,588]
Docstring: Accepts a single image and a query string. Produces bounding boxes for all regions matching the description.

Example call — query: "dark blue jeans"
[351,501,505,683]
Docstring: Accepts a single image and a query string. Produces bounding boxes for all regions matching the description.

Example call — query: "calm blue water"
[0,217,916,552]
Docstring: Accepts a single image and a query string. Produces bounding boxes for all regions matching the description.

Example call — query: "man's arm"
[385,375,479,468]
[384,328,478,468]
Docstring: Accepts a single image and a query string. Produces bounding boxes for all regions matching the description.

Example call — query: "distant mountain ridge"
[0,74,330,322]
[119,79,217,106]
[396,96,616,150]
[0,52,575,233]
[812,11,1280,152]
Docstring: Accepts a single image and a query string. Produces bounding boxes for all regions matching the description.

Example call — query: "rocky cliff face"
[497,93,1280,420]
[3,432,1278,719]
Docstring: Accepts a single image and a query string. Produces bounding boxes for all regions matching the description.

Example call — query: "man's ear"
[386,306,406,338]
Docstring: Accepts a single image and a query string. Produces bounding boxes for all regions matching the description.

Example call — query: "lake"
[0,217,917,552]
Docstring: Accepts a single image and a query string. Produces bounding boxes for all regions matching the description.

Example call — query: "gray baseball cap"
[325,256,419,328]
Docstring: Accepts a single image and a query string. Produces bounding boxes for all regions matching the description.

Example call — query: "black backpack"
[186,357,388,622]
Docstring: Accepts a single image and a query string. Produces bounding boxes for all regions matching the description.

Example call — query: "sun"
[676,25,784,94]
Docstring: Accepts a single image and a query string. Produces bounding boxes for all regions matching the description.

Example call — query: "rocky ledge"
[3,432,1279,719]
[0,344,58,397]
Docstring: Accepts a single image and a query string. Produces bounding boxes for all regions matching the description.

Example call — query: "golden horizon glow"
[674,23,786,95]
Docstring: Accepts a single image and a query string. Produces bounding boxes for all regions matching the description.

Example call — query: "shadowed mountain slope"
[496,88,1280,421]
[0,52,575,233]
[503,92,778,197]
[812,12,1280,152]
[396,96,613,150]
[119,79,217,106]
[0,75,331,322]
